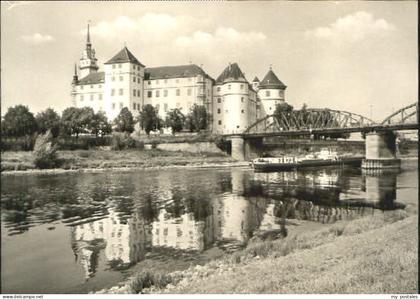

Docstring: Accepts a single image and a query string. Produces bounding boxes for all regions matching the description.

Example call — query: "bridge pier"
[230,136,263,161]
[362,131,401,170]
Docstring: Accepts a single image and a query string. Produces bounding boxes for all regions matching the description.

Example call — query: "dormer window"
[266,90,270,97]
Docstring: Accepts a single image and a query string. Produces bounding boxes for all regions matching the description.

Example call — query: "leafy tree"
[61,107,94,137]
[185,104,208,132]
[165,108,185,134]
[91,111,112,137]
[114,107,134,134]
[137,104,160,135]
[36,108,61,138]
[2,105,37,137]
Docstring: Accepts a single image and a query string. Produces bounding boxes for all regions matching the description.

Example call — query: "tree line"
[1,104,209,138]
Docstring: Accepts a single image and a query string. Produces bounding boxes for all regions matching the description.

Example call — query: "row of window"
[111,102,141,110]
[154,102,189,112]
[216,97,246,104]
[80,94,102,101]
[80,84,102,90]
[216,84,246,92]
[216,120,240,129]
[147,88,198,98]
[112,63,142,71]
[265,90,284,97]
[148,77,193,85]
[217,108,245,114]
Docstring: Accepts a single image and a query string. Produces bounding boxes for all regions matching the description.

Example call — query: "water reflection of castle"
[70,167,401,279]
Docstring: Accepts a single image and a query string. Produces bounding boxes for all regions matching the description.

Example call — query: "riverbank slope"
[1,150,238,173]
[100,210,417,294]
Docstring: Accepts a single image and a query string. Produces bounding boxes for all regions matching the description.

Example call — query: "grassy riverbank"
[1,149,236,172]
[99,210,417,294]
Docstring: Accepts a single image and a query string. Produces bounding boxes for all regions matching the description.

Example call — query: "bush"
[111,132,143,150]
[214,136,231,154]
[1,135,37,151]
[32,131,60,169]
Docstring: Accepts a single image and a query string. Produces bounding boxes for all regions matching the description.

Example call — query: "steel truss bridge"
[225,102,418,138]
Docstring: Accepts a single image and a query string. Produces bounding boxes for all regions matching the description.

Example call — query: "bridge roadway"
[223,123,418,139]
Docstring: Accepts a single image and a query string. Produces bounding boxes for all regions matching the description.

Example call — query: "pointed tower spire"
[86,21,91,46]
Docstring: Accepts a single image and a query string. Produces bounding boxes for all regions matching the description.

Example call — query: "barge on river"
[252,149,363,172]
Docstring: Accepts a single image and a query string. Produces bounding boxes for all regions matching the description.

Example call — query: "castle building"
[71,24,288,134]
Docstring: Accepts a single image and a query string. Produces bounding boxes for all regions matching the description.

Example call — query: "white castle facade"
[71,25,288,134]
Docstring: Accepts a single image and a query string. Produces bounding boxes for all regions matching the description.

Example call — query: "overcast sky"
[1,1,417,121]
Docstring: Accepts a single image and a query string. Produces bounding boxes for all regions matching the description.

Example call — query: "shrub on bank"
[111,132,144,150]
[32,131,60,169]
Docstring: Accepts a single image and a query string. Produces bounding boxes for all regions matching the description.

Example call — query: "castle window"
[90,85,93,89]
[133,90,136,97]
[133,103,136,110]
[217,109,221,114]
[111,89,115,96]
[164,103,168,112]
[113,64,116,69]
[218,120,222,125]
[148,81,151,85]
[164,90,168,97]
[148,91,152,98]
[119,89,123,95]
[112,76,115,82]
[118,64,122,69]
[80,85,84,90]
[99,94,103,100]
[187,88,192,96]
[241,109,245,113]
[217,87,221,92]
[176,89,180,96]
[119,76,123,81]
[156,90,160,97]
[80,95,84,101]
[237,125,240,129]
[138,78,141,83]
[133,77,136,83]
[137,89,141,97]
[240,84,243,89]
[156,104,160,111]
[266,90,271,97]
[112,103,116,109]
[98,85,102,88]
[241,97,244,102]
[90,95,94,101]
[228,85,231,90]
[217,98,221,103]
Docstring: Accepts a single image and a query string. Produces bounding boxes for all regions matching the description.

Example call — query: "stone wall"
[145,141,224,154]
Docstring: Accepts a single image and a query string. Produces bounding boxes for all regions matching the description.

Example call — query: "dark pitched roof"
[77,72,105,85]
[216,63,247,84]
[105,47,145,66]
[259,69,286,90]
[144,64,213,80]
[252,76,260,82]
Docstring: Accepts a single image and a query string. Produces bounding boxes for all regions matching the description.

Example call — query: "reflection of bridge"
[225,103,418,169]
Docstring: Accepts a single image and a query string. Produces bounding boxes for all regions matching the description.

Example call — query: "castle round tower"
[212,63,253,134]
[257,67,287,117]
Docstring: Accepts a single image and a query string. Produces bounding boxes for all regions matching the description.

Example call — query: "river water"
[1,160,417,293]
